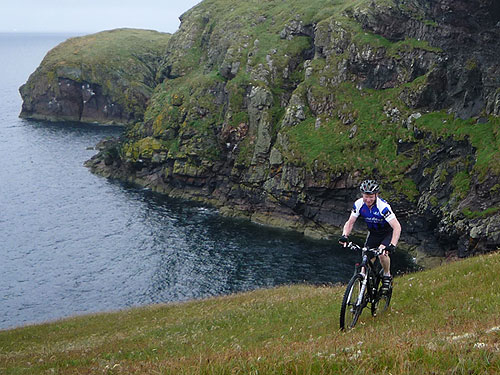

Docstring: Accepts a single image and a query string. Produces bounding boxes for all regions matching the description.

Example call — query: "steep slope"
[21,0,500,257]
[19,29,171,125]
[1,251,499,374]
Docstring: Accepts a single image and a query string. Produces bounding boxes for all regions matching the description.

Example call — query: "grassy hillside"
[1,251,499,374]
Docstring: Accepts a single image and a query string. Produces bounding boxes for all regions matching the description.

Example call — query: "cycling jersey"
[350,196,396,234]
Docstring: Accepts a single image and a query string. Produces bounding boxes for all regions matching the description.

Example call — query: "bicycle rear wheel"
[340,274,365,330]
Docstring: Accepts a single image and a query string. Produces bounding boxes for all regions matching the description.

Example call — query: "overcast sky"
[1,0,203,34]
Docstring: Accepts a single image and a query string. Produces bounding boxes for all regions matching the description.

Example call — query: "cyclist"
[338,179,401,291]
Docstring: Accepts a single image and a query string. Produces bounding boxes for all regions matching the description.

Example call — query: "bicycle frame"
[353,244,382,307]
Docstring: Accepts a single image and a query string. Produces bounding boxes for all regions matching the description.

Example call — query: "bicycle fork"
[356,268,368,307]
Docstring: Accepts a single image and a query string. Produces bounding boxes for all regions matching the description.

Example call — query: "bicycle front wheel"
[340,273,365,330]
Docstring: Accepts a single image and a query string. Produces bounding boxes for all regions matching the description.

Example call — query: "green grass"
[285,83,401,168]
[283,82,420,199]
[462,207,500,219]
[280,78,499,200]
[2,251,499,374]
[452,171,471,200]
[41,28,171,91]
[43,28,169,62]
[415,113,500,179]
[339,15,442,57]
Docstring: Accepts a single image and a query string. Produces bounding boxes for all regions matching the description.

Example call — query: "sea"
[0,33,416,330]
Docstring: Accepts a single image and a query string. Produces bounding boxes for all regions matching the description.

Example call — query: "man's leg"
[366,232,392,291]
[379,252,391,276]
[378,232,393,276]
[365,231,390,274]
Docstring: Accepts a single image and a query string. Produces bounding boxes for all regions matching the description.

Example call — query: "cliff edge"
[21,0,500,260]
[19,29,171,125]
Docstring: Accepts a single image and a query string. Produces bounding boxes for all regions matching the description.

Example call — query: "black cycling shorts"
[364,231,392,249]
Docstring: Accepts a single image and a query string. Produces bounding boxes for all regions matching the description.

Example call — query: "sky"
[1,0,203,34]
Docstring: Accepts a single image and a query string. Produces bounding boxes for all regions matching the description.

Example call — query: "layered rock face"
[20,29,171,125]
[354,0,500,118]
[25,0,500,260]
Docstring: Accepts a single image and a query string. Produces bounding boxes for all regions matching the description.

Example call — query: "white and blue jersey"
[350,197,396,234]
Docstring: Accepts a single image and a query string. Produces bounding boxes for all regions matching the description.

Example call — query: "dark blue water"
[0,33,416,330]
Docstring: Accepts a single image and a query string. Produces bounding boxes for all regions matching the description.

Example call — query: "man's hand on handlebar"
[378,243,396,255]
[386,243,396,254]
[338,235,349,247]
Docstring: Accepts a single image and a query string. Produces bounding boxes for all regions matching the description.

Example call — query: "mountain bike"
[339,242,392,330]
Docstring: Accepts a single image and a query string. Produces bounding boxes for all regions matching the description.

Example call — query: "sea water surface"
[0,33,416,330]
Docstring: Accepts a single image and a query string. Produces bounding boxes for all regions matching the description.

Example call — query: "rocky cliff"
[19,29,171,125]
[23,0,500,261]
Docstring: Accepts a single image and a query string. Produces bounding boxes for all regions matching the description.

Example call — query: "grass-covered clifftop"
[1,251,499,374]
[20,29,171,125]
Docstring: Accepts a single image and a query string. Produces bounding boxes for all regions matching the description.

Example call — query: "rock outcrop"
[23,0,500,261]
[19,29,171,125]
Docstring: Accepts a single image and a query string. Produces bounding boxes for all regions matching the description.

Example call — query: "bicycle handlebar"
[346,242,384,256]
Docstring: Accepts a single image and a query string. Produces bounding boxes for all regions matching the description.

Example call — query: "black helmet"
[360,179,380,194]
